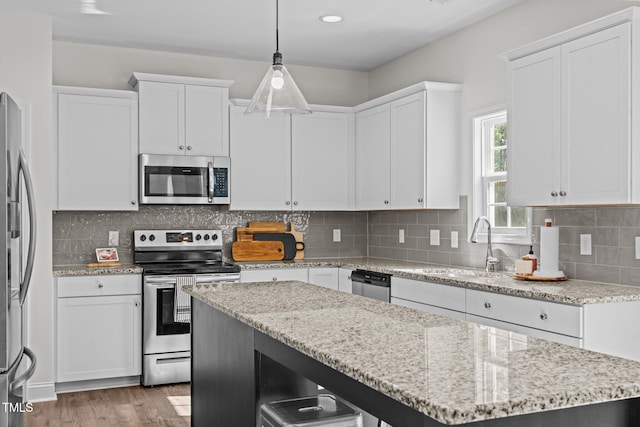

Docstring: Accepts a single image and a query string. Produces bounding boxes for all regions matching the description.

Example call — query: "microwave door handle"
[19,149,36,306]
[208,161,214,203]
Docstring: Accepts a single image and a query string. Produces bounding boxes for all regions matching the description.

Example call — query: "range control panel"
[134,229,223,250]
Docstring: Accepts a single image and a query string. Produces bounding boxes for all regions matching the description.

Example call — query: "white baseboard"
[55,376,141,394]
[26,382,57,403]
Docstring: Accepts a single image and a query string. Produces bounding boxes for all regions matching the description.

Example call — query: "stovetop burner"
[133,228,239,276]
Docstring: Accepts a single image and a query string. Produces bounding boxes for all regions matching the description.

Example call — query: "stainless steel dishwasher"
[350,269,391,302]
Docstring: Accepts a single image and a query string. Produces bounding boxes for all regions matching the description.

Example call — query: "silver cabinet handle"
[418,198,424,203]
[484,302,491,309]
[293,201,298,206]
[384,200,389,205]
[559,191,566,197]
[540,313,548,320]
[131,200,137,205]
[272,277,278,281]
[179,145,185,150]
[135,302,140,307]
[285,201,291,206]
[187,146,192,151]
[98,282,104,288]
[551,191,558,197]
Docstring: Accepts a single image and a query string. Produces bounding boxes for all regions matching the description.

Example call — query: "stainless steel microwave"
[139,154,230,205]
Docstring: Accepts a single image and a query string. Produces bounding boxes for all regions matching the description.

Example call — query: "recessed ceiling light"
[319,15,343,23]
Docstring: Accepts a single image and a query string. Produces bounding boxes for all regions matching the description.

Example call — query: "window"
[471,107,531,244]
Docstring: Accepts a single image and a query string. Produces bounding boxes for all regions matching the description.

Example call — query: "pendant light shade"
[245,0,311,117]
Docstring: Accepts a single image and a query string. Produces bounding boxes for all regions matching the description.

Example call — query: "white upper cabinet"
[130,73,233,157]
[229,103,354,211]
[54,86,138,211]
[229,105,291,211]
[355,83,461,210]
[505,10,635,206]
[291,112,353,211]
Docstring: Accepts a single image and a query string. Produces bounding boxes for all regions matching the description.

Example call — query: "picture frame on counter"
[95,247,119,262]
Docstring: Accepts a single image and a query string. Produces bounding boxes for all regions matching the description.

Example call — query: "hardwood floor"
[25,384,190,427]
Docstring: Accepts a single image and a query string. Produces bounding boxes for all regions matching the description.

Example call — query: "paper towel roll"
[533,226,564,278]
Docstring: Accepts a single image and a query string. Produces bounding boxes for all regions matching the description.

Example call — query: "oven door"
[143,275,192,355]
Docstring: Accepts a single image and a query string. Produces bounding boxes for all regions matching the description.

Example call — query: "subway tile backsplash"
[52,206,367,265]
[52,198,640,287]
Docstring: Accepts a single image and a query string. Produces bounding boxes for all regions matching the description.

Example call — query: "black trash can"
[260,394,363,427]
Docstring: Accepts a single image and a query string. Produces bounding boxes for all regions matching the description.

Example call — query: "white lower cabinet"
[240,268,309,283]
[338,268,353,294]
[390,277,466,320]
[308,268,339,290]
[56,275,142,384]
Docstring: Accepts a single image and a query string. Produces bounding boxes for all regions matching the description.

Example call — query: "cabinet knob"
[540,313,548,320]
[551,191,558,197]
[293,201,298,206]
[272,277,278,281]
[98,283,104,288]
[559,190,567,197]
[418,198,424,203]
[285,201,291,206]
[384,200,389,205]
[179,145,185,150]
[187,146,192,151]
[131,200,137,205]
[484,302,491,309]
[135,302,140,307]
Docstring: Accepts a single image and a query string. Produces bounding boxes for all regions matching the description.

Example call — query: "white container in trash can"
[260,394,363,427]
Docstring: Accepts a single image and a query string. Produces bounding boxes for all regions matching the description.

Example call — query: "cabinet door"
[291,112,352,210]
[57,93,138,210]
[507,47,561,206]
[562,23,631,204]
[240,268,309,283]
[390,92,426,209]
[338,268,353,294]
[138,81,185,155]
[185,85,229,157]
[57,294,142,382]
[308,268,339,290]
[355,104,390,210]
[229,106,291,210]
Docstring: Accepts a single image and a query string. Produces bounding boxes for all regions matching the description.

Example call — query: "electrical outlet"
[430,229,440,246]
[333,229,341,243]
[579,234,591,256]
[108,231,119,247]
[451,231,458,249]
[399,229,405,244]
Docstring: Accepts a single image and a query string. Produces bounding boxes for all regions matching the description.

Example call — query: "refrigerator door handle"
[18,149,36,306]
[9,346,37,397]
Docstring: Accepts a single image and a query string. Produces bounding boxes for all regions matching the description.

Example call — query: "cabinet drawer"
[308,268,339,290]
[58,275,142,298]
[466,289,583,338]
[391,297,466,321]
[391,277,465,312]
[240,268,309,283]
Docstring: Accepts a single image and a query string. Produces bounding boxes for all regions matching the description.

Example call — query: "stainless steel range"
[134,229,240,386]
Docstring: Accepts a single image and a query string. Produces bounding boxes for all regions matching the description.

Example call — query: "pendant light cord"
[275,0,279,53]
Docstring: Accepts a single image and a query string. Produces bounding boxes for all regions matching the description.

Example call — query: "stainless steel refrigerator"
[0,93,37,427]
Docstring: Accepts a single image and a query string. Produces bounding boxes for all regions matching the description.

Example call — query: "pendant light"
[245,0,311,117]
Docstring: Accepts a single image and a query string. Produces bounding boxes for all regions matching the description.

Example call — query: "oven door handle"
[145,277,178,285]
[195,274,240,284]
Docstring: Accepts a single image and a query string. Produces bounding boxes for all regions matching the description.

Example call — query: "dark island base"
[191,298,640,426]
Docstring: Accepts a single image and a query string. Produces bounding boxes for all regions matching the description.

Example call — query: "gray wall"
[52,207,367,265]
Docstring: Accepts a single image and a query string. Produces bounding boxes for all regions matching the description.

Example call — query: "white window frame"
[470,106,532,244]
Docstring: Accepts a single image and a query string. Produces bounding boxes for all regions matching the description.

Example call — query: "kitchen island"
[185,281,640,426]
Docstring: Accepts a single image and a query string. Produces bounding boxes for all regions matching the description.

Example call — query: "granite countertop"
[236,257,640,305]
[53,264,143,277]
[185,280,640,425]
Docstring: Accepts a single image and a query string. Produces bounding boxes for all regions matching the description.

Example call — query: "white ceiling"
[0,0,524,71]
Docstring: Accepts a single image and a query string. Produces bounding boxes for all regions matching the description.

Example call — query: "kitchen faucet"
[470,216,500,272]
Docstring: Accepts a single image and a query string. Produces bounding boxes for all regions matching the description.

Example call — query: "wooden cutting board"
[237,222,287,241]
[232,241,285,261]
[289,224,304,260]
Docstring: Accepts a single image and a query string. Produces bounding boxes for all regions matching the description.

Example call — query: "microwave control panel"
[213,168,228,198]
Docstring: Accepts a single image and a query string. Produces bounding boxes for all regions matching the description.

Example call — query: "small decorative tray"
[513,273,568,281]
